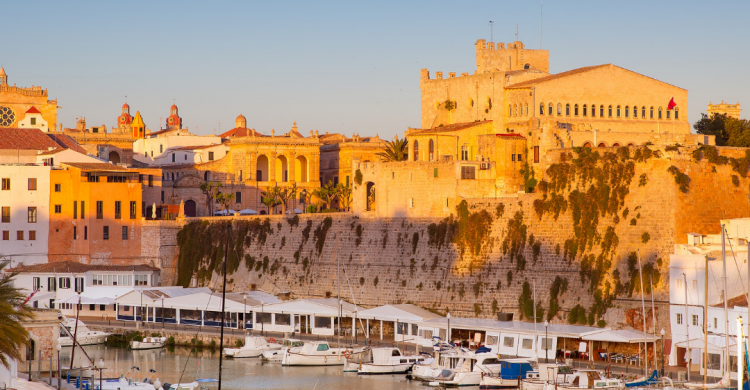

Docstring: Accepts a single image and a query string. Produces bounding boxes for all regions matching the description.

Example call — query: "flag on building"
[667,98,677,110]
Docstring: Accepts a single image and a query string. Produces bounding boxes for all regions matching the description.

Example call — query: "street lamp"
[354,309,358,345]
[56,344,61,390]
[544,320,549,363]
[242,294,248,332]
[95,358,105,390]
[660,328,666,378]
[260,300,265,337]
[161,298,164,330]
[447,313,451,346]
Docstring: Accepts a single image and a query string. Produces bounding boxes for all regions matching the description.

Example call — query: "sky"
[3,0,748,139]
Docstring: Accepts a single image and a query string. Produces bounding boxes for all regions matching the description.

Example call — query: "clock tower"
[165,104,182,130]
[117,103,133,134]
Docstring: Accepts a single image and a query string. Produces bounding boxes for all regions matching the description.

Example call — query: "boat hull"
[282,350,365,366]
[129,341,165,350]
[480,377,520,389]
[358,363,414,375]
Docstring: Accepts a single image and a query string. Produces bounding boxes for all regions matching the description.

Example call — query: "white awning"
[580,329,655,343]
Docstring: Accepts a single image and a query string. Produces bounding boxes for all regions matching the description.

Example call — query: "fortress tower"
[166,104,182,130]
[475,39,549,73]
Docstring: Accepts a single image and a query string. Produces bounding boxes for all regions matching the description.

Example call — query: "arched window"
[625,106,629,118]
[591,105,596,117]
[608,105,613,118]
[675,107,679,120]
[632,105,636,118]
[508,105,512,116]
[616,105,621,118]
[171,172,174,181]
[540,103,545,115]
[565,104,570,116]
[600,105,605,117]
[583,104,588,117]
[583,142,593,147]
[642,106,646,118]
[574,104,579,116]
[557,103,562,116]
[548,103,553,116]
[612,143,621,147]
[666,109,671,119]
[650,107,654,119]
[429,140,435,161]
[413,141,419,161]
[525,103,528,116]
[658,107,663,119]
[598,143,607,148]
[514,104,518,116]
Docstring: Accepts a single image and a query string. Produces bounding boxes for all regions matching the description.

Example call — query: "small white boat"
[424,353,503,387]
[130,336,167,350]
[353,347,427,375]
[521,364,621,390]
[223,335,281,358]
[59,317,110,346]
[411,348,464,381]
[261,339,304,362]
[281,341,366,366]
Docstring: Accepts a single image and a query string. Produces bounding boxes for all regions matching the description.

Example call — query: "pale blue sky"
[3,0,748,139]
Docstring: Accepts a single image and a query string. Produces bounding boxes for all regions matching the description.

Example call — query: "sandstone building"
[0,68,57,131]
[707,101,741,119]
[319,132,386,187]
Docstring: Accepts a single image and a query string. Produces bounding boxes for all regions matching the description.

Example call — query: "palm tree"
[200,181,221,216]
[0,262,34,369]
[376,137,408,162]
[261,186,281,215]
[214,192,235,215]
[312,182,337,210]
[277,183,298,215]
[337,183,352,211]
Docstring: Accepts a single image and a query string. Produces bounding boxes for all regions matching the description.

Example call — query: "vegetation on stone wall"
[502,211,527,267]
[667,166,690,193]
[547,276,569,320]
[452,200,493,259]
[518,280,544,321]
[313,217,333,255]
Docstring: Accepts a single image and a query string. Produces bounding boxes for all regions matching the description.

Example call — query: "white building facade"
[132,134,225,165]
[0,165,51,265]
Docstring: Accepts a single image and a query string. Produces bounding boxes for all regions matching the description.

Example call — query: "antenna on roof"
[540,0,543,49]
[516,23,518,42]
[489,21,494,42]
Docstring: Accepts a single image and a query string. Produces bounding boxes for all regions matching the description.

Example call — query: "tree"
[261,186,281,214]
[277,183,298,215]
[312,182,337,210]
[214,191,235,215]
[200,181,221,216]
[337,183,352,211]
[694,113,750,147]
[376,137,408,162]
[0,262,34,369]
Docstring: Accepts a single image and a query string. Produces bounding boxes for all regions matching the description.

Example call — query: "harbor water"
[60,344,468,390]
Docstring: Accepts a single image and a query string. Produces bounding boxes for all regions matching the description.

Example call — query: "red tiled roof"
[409,120,493,135]
[61,162,128,171]
[712,295,747,308]
[6,261,159,274]
[25,106,42,114]
[221,127,264,138]
[46,133,87,154]
[170,143,223,151]
[0,127,61,150]
[495,133,526,139]
[505,65,610,88]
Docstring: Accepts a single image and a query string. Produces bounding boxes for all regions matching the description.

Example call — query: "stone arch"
[108,151,121,164]
[627,143,635,147]
[365,182,376,211]
[295,155,308,182]
[413,140,419,161]
[597,142,607,148]
[428,139,435,161]
[612,143,621,147]
[184,199,197,217]
[256,155,269,181]
[583,142,593,148]
[204,170,211,181]
[275,154,289,182]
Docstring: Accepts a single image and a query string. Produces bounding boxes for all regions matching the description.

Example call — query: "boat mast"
[638,249,648,375]
[704,255,708,385]
[650,276,657,374]
[217,223,230,390]
[684,272,690,381]
[723,224,729,378]
[69,294,81,370]
[337,251,341,349]
[533,280,538,360]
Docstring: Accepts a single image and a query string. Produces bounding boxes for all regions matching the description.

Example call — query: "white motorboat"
[521,364,621,390]
[423,353,503,387]
[130,336,167,350]
[99,367,200,390]
[261,339,304,362]
[223,335,281,358]
[350,347,427,375]
[281,341,366,366]
[59,317,110,346]
[480,358,534,389]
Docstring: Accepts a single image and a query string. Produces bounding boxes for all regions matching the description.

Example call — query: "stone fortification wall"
[159,145,750,335]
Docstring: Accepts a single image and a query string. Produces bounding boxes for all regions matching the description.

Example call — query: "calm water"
[60,345,465,390]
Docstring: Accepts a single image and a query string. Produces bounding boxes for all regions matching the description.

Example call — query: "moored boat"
[59,317,110,346]
[345,347,427,374]
[480,358,534,389]
[423,353,503,387]
[281,341,366,366]
[223,335,281,358]
[261,339,304,362]
[130,336,167,350]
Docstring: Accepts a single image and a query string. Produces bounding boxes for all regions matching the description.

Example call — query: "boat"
[223,335,281,358]
[58,317,110,346]
[480,358,534,389]
[343,347,427,374]
[281,340,366,366]
[423,353,503,387]
[520,364,621,390]
[411,347,464,381]
[99,367,200,390]
[261,339,305,362]
[130,336,167,350]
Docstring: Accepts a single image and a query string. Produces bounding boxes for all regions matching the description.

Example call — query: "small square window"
[54,184,61,192]
[1,178,9,190]
[103,226,109,240]
[28,178,37,191]
[54,205,62,214]
[16,231,24,240]
[2,231,8,240]
[29,231,36,240]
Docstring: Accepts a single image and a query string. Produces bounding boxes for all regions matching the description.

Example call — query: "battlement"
[0,84,48,98]
[475,39,548,73]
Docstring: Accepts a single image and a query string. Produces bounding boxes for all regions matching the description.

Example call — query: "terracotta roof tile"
[409,120,493,135]
[25,106,42,114]
[6,261,159,274]
[170,144,223,151]
[46,133,87,154]
[0,127,61,150]
[505,65,610,88]
[220,127,265,138]
[61,162,129,171]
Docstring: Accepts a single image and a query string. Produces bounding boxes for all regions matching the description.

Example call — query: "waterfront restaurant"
[356,304,443,342]
[250,298,363,336]
[161,292,248,327]
[115,287,210,323]
[211,291,280,329]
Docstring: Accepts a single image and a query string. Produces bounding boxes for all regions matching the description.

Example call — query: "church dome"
[171,104,178,110]
[235,114,247,129]
[122,103,130,109]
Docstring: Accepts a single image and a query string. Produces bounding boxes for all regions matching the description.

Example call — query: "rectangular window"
[80,201,85,219]
[676,313,683,325]
[17,230,24,240]
[512,154,516,162]
[346,175,350,186]
[239,170,243,181]
[115,201,121,219]
[84,226,87,240]
[54,184,61,192]
[159,144,163,153]
[1,207,9,223]
[517,154,523,161]
[208,151,214,161]
[161,191,165,203]
[73,226,77,240]
[29,230,36,240]
[521,338,533,350]
[692,314,699,326]
[59,278,70,289]
[122,226,128,240]
[28,178,37,191]
[103,226,109,240]
[32,277,40,290]
[1,231,7,240]
[27,207,37,223]
[714,318,718,328]
[333,176,339,186]
[503,337,515,347]
[138,174,143,184]
[172,153,175,162]
[148,175,153,187]
[100,304,105,311]
[541,337,552,350]
[434,168,438,178]
[96,201,103,219]
[89,304,96,311]
[409,198,414,208]
[1,178,9,190]
[130,201,137,219]
[600,106,604,117]
[30,117,36,125]
[460,166,476,180]
[73,201,77,219]
[47,277,56,291]
[74,277,84,293]
[461,146,469,161]
[534,146,540,163]
[142,202,146,217]
[235,191,242,203]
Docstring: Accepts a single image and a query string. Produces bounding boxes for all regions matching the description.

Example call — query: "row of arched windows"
[412,139,436,161]
[537,103,679,120]
[509,103,530,117]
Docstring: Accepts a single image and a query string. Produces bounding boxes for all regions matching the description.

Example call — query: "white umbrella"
[286,208,303,214]
[239,209,258,215]
[214,209,237,216]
